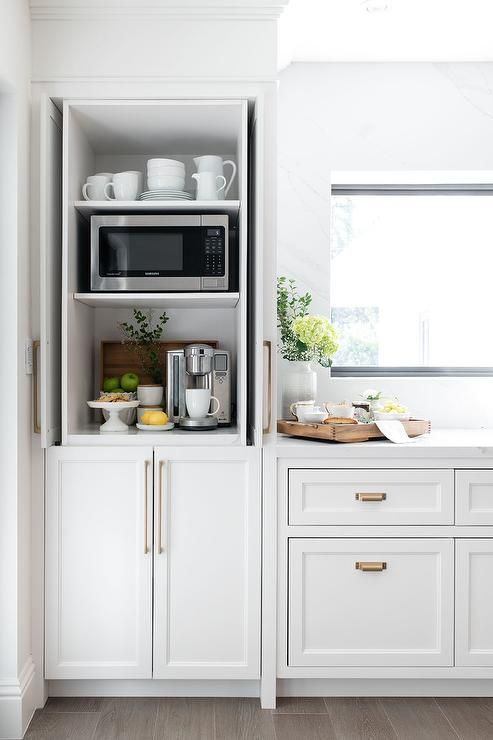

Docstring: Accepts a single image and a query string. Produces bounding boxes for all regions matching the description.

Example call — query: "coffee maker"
[166,343,232,429]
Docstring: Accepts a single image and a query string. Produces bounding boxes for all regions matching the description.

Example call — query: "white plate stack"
[141,158,192,200]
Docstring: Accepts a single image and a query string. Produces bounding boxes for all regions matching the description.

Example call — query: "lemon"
[147,411,168,425]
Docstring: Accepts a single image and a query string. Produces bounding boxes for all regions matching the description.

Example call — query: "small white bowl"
[147,175,186,191]
[147,164,185,174]
[373,411,411,421]
[304,411,329,423]
[147,158,185,170]
[137,385,164,406]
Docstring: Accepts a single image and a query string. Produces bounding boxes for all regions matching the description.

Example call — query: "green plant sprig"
[119,309,169,384]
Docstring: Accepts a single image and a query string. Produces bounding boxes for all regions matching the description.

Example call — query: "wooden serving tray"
[277,419,431,443]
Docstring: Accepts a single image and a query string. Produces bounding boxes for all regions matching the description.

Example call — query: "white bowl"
[147,175,186,191]
[137,385,164,406]
[304,411,329,423]
[136,422,174,432]
[147,163,185,174]
[147,158,185,170]
[373,411,411,421]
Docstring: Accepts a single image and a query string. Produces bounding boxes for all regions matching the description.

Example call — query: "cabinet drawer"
[288,469,454,526]
[456,471,493,525]
[288,538,453,667]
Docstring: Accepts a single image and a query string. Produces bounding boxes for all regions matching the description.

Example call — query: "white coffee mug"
[185,388,220,419]
[191,172,226,201]
[104,171,143,201]
[82,174,112,201]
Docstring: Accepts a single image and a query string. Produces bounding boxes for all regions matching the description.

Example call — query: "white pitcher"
[192,172,226,201]
[193,155,237,198]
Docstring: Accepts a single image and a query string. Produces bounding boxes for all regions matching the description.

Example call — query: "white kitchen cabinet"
[456,539,493,666]
[45,446,153,679]
[288,538,454,668]
[153,447,261,678]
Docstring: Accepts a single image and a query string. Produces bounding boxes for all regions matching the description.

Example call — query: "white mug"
[193,155,237,198]
[191,172,226,201]
[324,402,355,419]
[185,389,220,419]
[82,174,112,201]
[104,171,143,201]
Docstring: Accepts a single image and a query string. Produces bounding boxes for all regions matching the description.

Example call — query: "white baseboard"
[0,658,37,740]
[277,678,493,697]
[48,679,260,698]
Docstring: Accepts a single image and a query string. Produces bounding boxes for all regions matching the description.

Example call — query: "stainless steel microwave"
[90,214,231,292]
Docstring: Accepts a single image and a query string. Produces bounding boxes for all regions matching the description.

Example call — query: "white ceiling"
[280,0,493,65]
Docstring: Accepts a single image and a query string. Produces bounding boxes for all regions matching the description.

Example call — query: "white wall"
[278,62,493,427]
[0,1,33,738]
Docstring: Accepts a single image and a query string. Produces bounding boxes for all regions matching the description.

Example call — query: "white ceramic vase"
[282,361,317,420]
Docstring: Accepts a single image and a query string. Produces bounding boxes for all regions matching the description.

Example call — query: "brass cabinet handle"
[33,340,41,434]
[355,561,387,572]
[144,460,150,555]
[158,460,164,554]
[263,340,272,433]
[355,492,387,502]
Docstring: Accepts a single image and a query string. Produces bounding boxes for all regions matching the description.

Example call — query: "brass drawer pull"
[144,460,150,555]
[355,492,387,502]
[355,561,387,572]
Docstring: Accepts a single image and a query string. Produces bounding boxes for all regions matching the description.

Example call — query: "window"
[330,181,493,376]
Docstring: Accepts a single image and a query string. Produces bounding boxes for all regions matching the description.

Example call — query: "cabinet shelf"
[73,292,240,309]
[73,200,240,219]
[67,423,241,446]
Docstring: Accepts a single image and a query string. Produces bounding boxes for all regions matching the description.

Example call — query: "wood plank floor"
[24,696,493,739]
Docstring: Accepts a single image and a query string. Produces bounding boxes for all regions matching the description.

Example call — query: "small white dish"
[373,411,411,421]
[136,422,175,431]
[303,411,328,423]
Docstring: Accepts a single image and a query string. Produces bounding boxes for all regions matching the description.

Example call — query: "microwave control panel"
[204,228,225,276]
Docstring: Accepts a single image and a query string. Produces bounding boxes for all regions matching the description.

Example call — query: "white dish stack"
[141,158,192,201]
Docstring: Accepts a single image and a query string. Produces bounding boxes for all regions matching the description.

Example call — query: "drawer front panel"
[288,538,454,667]
[456,471,493,525]
[288,469,454,526]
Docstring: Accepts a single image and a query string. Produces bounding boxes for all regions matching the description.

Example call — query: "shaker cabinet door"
[456,539,493,666]
[45,446,153,679]
[153,447,261,678]
[288,538,454,668]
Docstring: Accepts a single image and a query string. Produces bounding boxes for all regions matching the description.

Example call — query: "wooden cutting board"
[100,340,218,388]
[277,419,431,443]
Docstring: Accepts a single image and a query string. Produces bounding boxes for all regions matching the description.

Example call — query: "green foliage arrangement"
[119,309,169,385]
[277,277,339,368]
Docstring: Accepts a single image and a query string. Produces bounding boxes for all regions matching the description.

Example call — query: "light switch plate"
[25,338,33,375]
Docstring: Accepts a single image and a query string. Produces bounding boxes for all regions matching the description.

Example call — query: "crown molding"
[30,0,290,21]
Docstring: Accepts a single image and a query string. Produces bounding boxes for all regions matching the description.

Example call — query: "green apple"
[120,372,139,392]
[103,376,120,392]
[110,388,125,394]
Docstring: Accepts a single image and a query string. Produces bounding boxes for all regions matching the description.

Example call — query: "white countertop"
[273,428,493,461]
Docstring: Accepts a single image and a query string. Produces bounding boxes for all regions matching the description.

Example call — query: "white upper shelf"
[73,292,240,309]
[73,200,240,218]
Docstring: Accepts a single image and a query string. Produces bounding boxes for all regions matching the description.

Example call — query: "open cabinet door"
[248,92,277,446]
[38,96,62,447]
